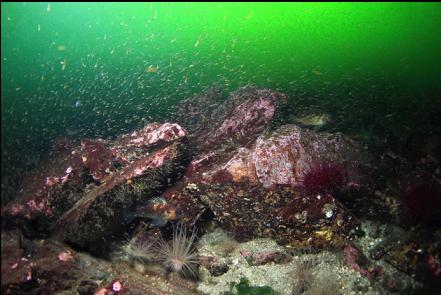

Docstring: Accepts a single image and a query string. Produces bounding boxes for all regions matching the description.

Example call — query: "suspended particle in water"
[146,65,158,73]
[60,60,67,71]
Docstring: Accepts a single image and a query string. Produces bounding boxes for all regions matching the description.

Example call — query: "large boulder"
[166,87,371,247]
[192,124,368,188]
[165,124,371,247]
[3,122,189,247]
[171,86,286,152]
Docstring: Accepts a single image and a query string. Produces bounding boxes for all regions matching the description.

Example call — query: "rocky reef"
[165,87,371,249]
[2,86,440,294]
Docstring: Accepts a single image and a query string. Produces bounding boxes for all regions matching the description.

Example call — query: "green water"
[1,2,441,198]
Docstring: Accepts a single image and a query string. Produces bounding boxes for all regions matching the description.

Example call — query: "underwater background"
[1,3,441,295]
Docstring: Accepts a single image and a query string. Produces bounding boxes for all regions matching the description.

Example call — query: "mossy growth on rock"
[234,278,279,295]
